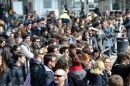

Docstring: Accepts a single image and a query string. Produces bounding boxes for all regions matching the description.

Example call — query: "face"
[54,70,66,85]
[0,41,5,48]
[93,52,100,58]
[50,57,56,68]
[38,50,44,59]
[104,58,111,69]
[0,56,2,66]
[34,39,40,46]
[25,37,30,44]
[83,59,92,69]
[70,48,77,54]
[27,24,32,30]
[19,56,26,64]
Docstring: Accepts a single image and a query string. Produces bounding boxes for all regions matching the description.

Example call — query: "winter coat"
[87,69,108,86]
[112,63,130,81]
[68,65,88,86]
[35,65,54,86]
[10,65,24,86]
[30,58,43,86]
[0,68,12,86]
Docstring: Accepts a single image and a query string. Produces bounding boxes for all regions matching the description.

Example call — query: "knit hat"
[22,33,30,39]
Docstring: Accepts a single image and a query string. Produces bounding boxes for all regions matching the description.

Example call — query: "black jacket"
[35,65,54,86]
[0,68,12,86]
[87,70,108,86]
[112,63,130,81]
[68,69,87,86]
[10,65,24,86]
[30,58,43,86]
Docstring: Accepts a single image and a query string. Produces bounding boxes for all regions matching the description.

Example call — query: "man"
[123,11,130,43]
[20,33,34,78]
[31,36,41,53]
[35,53,57,86]
[10,52,26,86]
[54,69,67,86]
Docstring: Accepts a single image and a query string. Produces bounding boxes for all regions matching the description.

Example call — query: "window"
[44,0,52,8]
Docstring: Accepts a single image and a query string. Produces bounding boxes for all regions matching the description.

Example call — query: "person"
[10,52,26,86]
[123,11,130,43]
[20,33,34,78]
[0,55,12,86]
[68,54,87,86]
[88,60,108,86]
[99,55,112,76]
[30,49,44,86]
[112,52,130,82]
[124,74,130,86]
[108,75,124,86]
[54,69,68,86]
[35,53,57,86]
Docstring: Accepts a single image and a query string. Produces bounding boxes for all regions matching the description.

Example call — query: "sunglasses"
[38,53,44,55]
[54,74,64,78]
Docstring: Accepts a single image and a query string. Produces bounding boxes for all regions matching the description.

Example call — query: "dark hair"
[54,58,68,72]
[108,75,124,86]
[44,53,56,66]
[116,52,129,64]
[47,45,56,53]
[59,46,68,54]
[71,54,81,66]
[0,55,7,77]
[14,52,24,61]
[32,36,40,42]
[0,37,6,43]
[10,45,19,54]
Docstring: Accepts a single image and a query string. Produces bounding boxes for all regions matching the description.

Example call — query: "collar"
[44,65,54,74]
[69,65,82,72]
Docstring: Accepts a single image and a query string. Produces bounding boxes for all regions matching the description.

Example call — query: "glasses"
[38,53,44,55]
[54,74,64,78]
[36,41,40,43]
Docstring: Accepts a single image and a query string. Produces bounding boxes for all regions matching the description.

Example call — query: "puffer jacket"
[0,68,12,86]
[10,65,24,86]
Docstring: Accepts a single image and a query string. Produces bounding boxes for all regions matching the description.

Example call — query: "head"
[71,54,81,66]
[0,37,6,48]
[94,60,105,71]
[15,52,26,65]
[10,45,20,55]
[54,69,66,86]
[92,48,100,58]
[34,49,45,61]
[81,54,92,69]
[44,53,57,69]
[116,52,130,64]
[59,46,69,55]
[108,75,124,86]
[22,33,30,44]
[47,45,58,54]
[32,36,41,47]
[69,44,77,55]
[54,58,68,72]
[14,34,21,44]
[0,55,7,77]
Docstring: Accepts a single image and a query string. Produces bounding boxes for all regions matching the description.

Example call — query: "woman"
[30,49,44,86]
[68,54,87,86]
[88,60,108,86]
[0,55,12,86]
[99,55,112,76]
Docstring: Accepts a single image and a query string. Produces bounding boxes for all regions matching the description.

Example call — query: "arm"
[20,45,34,58]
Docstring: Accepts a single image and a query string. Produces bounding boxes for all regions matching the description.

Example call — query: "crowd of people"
[0,5,130,86]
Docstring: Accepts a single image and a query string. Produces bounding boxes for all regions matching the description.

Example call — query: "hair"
[59,46,68,54]
[94,60,105,71]
[44,53,56,66]
[32,36,40,42]
[108,75,124,86]
[14,52,24,61]
[47,45,56,53]
[0,55,7,77]
[82,45,90,54]
[71,54,81,66]
[0,37,6,43]
[116,52,129,64]
[81,54,90,61]
[10,45,19,54]
[54,58,68,72]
